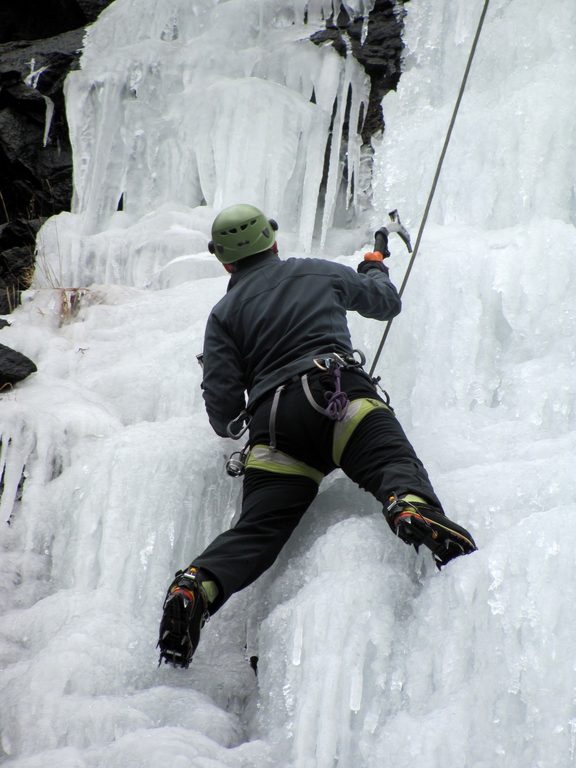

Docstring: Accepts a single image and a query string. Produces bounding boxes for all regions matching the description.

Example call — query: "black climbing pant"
[193,368,441,612]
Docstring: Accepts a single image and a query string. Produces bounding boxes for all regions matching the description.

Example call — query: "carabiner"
[226,409,251,439]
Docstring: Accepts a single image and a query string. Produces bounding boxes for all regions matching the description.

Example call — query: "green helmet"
[209,204,277,264]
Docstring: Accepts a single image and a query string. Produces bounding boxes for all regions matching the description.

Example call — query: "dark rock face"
[0,342,37,389]
[309,0,408,216]
[0,0,115,314]
[311,0,407,142]
[0,219,42,313]
[0,0,111,43]
[0,30,84,223]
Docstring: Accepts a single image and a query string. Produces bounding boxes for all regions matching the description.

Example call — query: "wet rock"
[0,0,115,313]
[0,219,42,314]
[0,342,37,389]
[311,0,408,141]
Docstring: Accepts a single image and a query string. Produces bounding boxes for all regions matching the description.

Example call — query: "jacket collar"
[227,251,280,291]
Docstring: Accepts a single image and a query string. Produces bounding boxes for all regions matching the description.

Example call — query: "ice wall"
[374,2,576,229]
[359,2,576,763]
[372,0,576,433]
[36,0,373,289]
[2,1,576,767]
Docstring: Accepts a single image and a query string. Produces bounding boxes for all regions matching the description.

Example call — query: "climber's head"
[208,204,278,268]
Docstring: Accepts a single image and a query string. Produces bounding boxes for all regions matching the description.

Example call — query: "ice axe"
[365,210,413,379]
[373,209,413,257]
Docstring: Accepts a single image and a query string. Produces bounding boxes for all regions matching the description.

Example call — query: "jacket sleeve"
[201,311,246,437]
[337,263,402,320]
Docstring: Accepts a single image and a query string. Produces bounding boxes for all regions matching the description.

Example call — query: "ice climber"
[158,203,477,668]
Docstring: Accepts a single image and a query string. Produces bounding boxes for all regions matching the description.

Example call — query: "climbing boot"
[385,493,477,568]
[158,567,211,668]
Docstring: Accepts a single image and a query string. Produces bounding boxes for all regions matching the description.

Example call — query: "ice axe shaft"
[373,230,388,258]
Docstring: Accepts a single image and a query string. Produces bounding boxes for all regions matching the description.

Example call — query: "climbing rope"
[368,0,491,378]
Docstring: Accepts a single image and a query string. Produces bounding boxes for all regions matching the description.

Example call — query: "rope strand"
[369,0,491,378]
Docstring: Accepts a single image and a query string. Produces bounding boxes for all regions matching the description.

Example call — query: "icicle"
[361,14,369,45]
[345,62,369,213]
[0,423,34,525]
[349,664,363,712]
[320,51,353,246]
[41,96,54,147]
[291,608,304,666]
[24,58,48,89]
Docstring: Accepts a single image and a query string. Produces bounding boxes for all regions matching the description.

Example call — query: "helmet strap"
[223,263,236,274]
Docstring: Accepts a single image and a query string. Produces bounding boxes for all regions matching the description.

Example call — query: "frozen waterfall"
[1,1,576,767]
[36,0,374,289]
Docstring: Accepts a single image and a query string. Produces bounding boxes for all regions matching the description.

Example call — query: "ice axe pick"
[373,210,413,256]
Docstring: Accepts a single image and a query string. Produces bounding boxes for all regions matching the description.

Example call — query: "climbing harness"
[368,0,491,378]
[245,444,324,484]
[268,384,286,449]
[301,367,347,420]
[302,350,366,423]
[314,350,366,370]
[266,351,365,452]
[224,350,369,477]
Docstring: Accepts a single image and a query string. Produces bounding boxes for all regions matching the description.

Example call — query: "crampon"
[386,494,477,569]
[157,570,209,668]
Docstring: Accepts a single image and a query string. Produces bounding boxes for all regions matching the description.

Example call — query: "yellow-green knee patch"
[333,397,391,465]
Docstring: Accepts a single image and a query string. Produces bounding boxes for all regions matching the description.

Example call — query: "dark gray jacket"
[201,252,401,437]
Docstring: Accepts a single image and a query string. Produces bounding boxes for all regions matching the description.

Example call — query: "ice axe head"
[374,210,413,254]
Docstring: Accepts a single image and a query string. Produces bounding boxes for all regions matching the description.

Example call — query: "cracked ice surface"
[2,1,576,767]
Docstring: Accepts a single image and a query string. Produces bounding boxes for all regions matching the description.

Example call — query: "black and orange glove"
[357,252,389,274]
[357,226,391,274]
